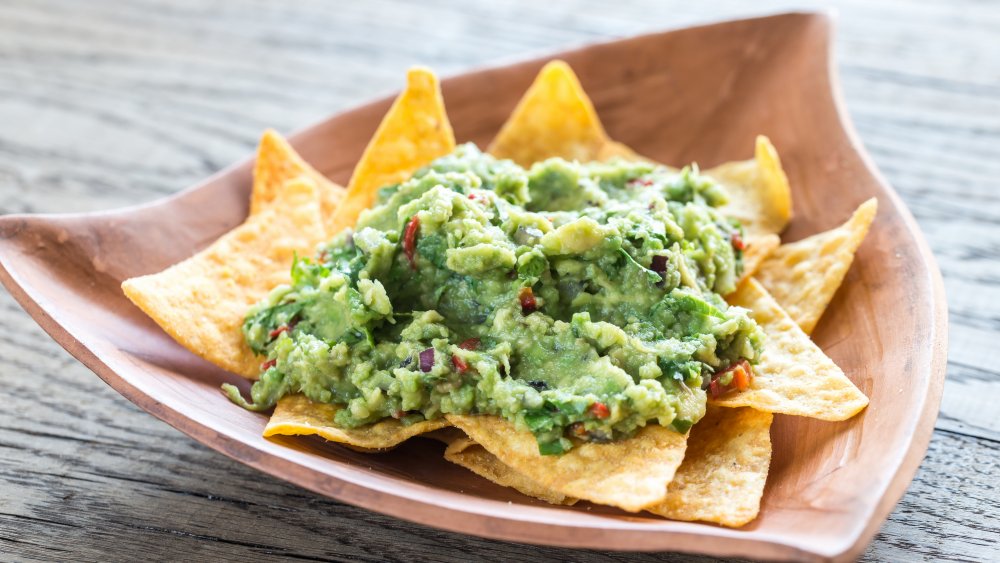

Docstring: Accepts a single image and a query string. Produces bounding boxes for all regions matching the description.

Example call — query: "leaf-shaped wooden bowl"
[0,12,946,562]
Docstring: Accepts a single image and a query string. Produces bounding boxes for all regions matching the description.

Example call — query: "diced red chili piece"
[731,231,746,251]
[518,287,537,315]
[268,325,289,339]
[709,359,753,398]
[260,359,277,371]
[708,377,723,399]
[403,216,420,270]
[627,178,653,187]
[452,354,469,373]
[731,360,752,391]
[458,337,480,350]
[468,193,476,200]
[589,402,610,419]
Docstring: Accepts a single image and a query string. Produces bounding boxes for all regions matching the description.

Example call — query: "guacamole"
[225,144,763,454]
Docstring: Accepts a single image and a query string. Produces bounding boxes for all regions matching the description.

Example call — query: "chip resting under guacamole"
[123,60,874,526]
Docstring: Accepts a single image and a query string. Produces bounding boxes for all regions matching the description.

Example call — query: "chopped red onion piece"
[650,254,668,286]
[650,254,668,275]
[419,348,435,372]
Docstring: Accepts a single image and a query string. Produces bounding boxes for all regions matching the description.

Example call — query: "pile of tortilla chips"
[123,61,876,528]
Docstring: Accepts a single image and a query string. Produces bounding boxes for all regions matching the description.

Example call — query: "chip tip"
[256,129,287,159]
[540,59,572,74]
[120,278,136,300]
[120,275,147,302]
[754,135,781,179]
[406,66,438,88]
[754,135,778,166]
[754,135,792,225]
[858,197,879,216]
[538,59,582,90]
[848,198,878,234]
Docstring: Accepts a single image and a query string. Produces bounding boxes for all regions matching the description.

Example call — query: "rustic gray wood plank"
[1,0,998,560]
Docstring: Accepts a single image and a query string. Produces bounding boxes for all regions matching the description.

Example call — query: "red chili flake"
[518,287,537,315]
[403,216,420,270]
[468,193,476,200]
[731,231,746,251]
[627,178,654,188]
[392,409,405,419]
[589,402,610,419]
[260,359,277,371]
[268,325,289,340]
[458,337,480,350]
[452,354,469,373]
[569,422,588,438]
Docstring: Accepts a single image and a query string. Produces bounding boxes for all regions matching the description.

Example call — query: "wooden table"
[1,1,997,560]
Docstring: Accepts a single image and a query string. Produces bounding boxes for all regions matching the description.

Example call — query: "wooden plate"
[0,12,946,562]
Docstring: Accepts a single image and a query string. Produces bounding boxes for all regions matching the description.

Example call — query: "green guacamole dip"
[225,144,763,454]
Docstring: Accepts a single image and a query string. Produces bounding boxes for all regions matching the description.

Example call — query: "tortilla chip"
[264,394,450,450]
[756,199,877,334]
[327,67,455,236]
[438,408,773,522]
[122,178,326,378]
[249,129,344,223]
[489,60,630,166]
[444,436,578,506]
[737,234,781,286]
[444,407,772,522]
[709,136,793,237]
[712,278,869,420]
[446,414,687,512]
[646,405,773,527]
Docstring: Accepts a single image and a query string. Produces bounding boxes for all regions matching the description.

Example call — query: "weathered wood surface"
[0,0,997,560]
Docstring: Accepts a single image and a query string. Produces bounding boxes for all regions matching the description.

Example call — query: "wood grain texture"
[0,0,996,561]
